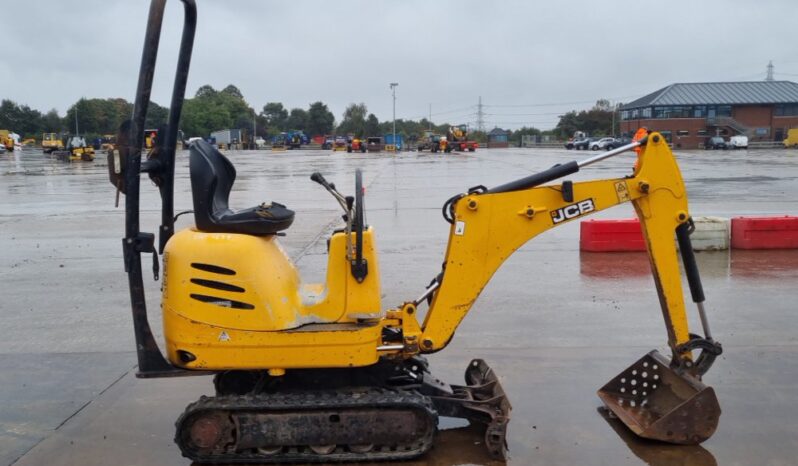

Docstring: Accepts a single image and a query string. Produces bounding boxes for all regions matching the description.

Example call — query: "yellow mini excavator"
[109,1,722,463]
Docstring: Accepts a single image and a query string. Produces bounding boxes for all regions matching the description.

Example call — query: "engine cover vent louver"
[189,293,255,310]
[190,278,245,293]
[190,262,236,275]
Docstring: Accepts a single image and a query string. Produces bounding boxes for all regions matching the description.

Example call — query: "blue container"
[383,134,404,150]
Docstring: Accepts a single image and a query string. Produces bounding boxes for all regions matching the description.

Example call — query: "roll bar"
[122,0,196,377]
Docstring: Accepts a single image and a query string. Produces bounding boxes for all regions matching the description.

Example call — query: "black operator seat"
[189,140,294,235]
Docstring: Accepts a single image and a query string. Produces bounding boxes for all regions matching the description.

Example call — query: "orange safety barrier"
[580,219,645,252]
[730,216,798,250]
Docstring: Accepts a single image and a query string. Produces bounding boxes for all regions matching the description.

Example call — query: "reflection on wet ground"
[581,249,798,279]
[597,407,717,466]
[580,251,653,278]
[730,249,798,277]
[2,146,798,465]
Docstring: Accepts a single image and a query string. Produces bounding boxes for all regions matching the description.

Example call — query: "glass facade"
[621,105,732,120]
[774,104,798,116]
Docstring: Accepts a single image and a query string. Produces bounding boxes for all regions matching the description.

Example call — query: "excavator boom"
[417,135,711,362]
[390,133,722,444]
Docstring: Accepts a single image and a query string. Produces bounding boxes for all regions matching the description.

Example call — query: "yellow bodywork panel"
[419,133,693,354]
[163,312,382,370]
[161,226,382,369]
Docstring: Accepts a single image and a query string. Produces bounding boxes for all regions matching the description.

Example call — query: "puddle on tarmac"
[597,407,717,466]
[581,249,798,280]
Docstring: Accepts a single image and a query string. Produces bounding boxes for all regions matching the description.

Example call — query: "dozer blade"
[597,350,720,445]
[431,359,512,460]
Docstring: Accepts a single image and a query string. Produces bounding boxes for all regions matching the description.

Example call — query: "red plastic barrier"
[731,216,798,250]
[580,219,645,252]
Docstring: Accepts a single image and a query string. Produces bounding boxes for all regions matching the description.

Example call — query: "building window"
[706,106,731,118]
[631,109,640,119]
[642,107,652,118]
[653,106,691,118]
[660,130,672,143]
[677,130,689,137]
[755,127,770,136]
[621,110,630,120]
[775,104,798,116]
[697,129,708,136]
[694,106,706,118]
[674,106,691,118]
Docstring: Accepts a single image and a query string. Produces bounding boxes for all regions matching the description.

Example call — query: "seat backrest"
[189,140,236,230]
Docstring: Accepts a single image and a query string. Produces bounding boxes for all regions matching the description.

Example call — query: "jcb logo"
[551,198,595,224]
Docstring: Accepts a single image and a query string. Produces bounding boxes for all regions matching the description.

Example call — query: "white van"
[728,135,748,149]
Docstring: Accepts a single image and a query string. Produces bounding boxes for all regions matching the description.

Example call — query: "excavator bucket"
[597,350,720,445]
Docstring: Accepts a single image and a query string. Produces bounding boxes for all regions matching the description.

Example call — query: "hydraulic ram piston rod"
[577,138,646,169]
[487,138,646,194]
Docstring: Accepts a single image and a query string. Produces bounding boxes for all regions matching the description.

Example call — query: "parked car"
[606,136,632,150]
[590,137,616,150]
[565,137,591,150]
[704,136,727,150]
[728,135,748,149]
[565,138,590,150]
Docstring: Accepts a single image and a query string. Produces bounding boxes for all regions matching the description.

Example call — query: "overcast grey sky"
[2,0,796,130]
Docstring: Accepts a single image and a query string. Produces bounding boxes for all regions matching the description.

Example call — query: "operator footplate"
[176,388,437,463]
[597,350,721,444]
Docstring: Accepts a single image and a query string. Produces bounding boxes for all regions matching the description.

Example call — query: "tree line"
[553,99,619,139]
[0,85,618,144]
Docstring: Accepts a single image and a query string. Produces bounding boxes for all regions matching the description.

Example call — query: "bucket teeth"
[597,350,721,444]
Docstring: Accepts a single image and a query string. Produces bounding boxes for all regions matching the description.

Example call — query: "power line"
[484,121,554,125]
[404,104,476,121]
[483,95,640,109]
[431,104,476,116]
[483,111,565,116]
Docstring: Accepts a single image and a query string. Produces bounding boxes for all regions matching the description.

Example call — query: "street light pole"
[390,83,398,151]
[611,101,616,137]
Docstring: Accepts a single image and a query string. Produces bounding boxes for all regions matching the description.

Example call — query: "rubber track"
[175,387,438,464]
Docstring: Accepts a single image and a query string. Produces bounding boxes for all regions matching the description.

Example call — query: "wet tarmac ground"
[2,146,798,465]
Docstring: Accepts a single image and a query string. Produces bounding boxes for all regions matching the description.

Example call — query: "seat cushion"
[212,202,295,236]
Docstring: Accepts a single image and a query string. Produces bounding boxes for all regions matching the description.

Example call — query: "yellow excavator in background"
[0,130,18,151]
[55,135,95,161]
[109,1,723,463]
[42,133,65,153]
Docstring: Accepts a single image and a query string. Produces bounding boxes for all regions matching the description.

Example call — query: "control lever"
[310,171,328,186]
[310,172,349,214]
